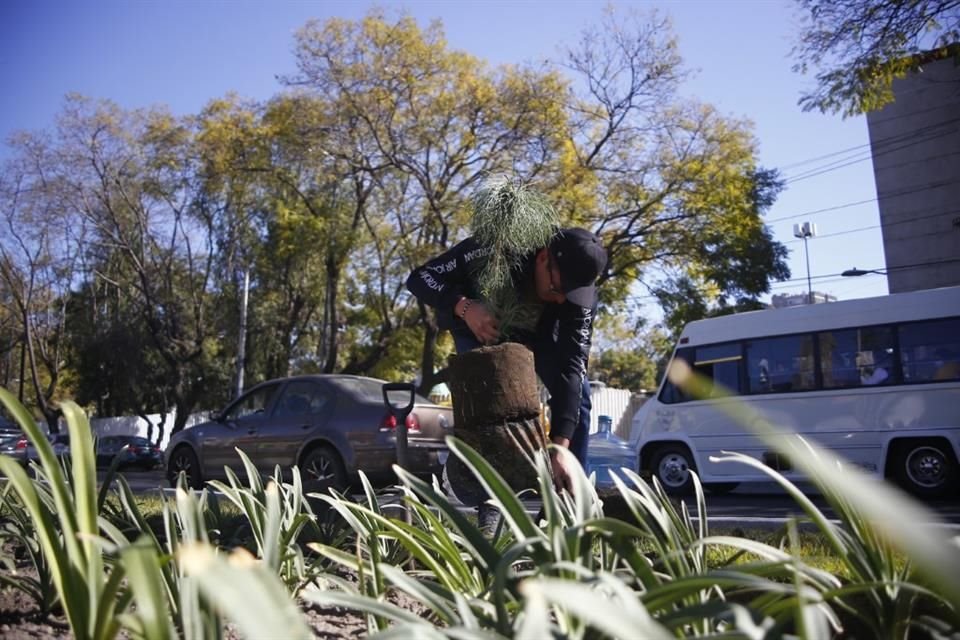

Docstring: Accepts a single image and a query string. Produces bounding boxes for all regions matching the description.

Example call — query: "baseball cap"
[549,228,607,307]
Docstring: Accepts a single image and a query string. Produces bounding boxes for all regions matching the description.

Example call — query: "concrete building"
[771,291,837,308]
[866,53,960,292]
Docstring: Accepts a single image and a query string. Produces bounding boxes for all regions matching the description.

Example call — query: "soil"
[446,343,547,504]
[0,565,410,639]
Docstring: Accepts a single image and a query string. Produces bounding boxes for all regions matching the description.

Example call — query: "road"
[108,469,960,529]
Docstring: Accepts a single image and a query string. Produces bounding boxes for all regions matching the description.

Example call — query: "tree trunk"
[321,261,339,374]
[416,303,439,397]
[444,342,546,505]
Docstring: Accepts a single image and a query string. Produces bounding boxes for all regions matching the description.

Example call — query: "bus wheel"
[651,444,696,495]
[892,440,958,499]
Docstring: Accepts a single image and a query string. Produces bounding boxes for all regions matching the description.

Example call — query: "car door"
[201,382,282,478]
[256,379,333,473]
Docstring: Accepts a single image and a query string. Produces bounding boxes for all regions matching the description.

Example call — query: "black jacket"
[406,237,594,441]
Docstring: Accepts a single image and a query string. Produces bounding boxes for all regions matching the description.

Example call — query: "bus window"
[659,343,742,403]
[659,348,693,404]
[745,335,815,393]
[819,326,895,388]
[899,317,960,382]
[693,343,743,396]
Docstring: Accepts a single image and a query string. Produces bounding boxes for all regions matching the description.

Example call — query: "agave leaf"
[405,500,482,590]
[378,563,461,625]
[120,539,177,640]
[657,599,778,638]
[444,438,541,543]
[520,576,673,640]
[0,455,83,629]
[514,574,554,640]
[391,466,500,571]
[364,626,453,639]
[263,481,282,572]
[301,583,426,625]
[179,544,311,639]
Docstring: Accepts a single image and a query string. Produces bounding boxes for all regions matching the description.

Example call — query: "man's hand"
[549,436,573,493]
[460,299,500,345]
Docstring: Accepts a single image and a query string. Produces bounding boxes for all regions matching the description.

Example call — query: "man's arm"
[406,238,488,329]
[549,302,594,443]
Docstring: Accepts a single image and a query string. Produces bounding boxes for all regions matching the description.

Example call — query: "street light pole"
[793,222,818,304]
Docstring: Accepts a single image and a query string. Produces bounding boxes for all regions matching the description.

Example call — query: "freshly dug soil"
[0,565,412,639]
[0,587,70,640]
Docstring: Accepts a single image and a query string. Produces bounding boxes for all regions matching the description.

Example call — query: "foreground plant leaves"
[179,543,313,640]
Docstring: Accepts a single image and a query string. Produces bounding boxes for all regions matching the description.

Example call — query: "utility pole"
[793,222,818,304]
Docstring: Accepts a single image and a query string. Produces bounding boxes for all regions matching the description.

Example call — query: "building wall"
[588,387,649,438]
[90,411,211,450]
[866,56,960,292]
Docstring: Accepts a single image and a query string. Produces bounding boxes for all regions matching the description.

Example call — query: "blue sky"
[1,0,889,305]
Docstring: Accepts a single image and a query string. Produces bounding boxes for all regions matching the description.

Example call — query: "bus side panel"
[633,385,960,484]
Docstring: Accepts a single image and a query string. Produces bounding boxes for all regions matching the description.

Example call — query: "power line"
[779,207,960,244]
[786,146,960,185]
[768,256,960,291]
[773,103,957,172]
[766,183,958,225]
[783,118,960,184]
[765,197,876,224]
[782,225,881,244]
[777,142,872,171]
[781,115,960,183]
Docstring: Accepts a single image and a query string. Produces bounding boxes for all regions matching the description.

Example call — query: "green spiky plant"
[469,176,560,337]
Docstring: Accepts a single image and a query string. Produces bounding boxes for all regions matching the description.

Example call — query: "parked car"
[0,429,23,458]
[0,410,70,468]
[164,375,454,491]
[96,435,164,470]
[0,411,21,437]
[22,432,71,466]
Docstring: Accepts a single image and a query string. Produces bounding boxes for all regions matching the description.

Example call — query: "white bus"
[629,285,960,497]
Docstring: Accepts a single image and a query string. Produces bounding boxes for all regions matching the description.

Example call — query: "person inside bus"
[933,347,960,380]
[860,365,889,385]
[756,358,771,390]
[859,350,891,385]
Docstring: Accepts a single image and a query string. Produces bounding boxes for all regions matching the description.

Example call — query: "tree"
[193,95,272,394]
[286,10,570,391]
[551,7,789,323]
[0,136,84,430]
[46,95,231,435]
[792,0,960,116]
[196,94,377,383]
[68,290,174,445]
[589,314,671,392]
[258,95,371,377]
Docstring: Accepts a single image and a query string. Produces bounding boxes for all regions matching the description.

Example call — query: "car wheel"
[167,446,203,490]
[892,440,957,498]
[300,446,347,495]
[650,444,697,495]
